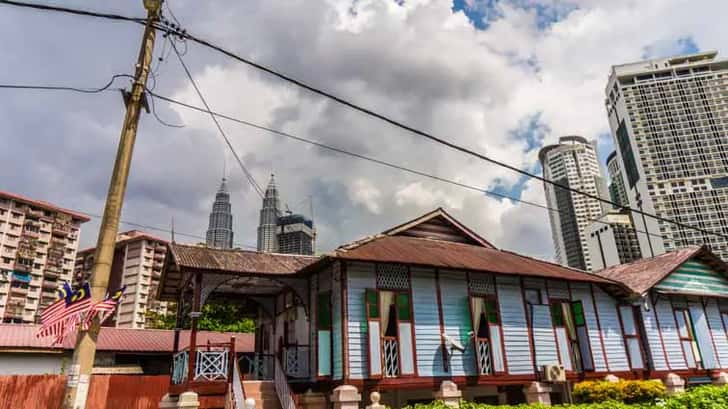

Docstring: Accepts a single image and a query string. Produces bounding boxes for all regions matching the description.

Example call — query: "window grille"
[469,275,495,295]
[376,264,409,290]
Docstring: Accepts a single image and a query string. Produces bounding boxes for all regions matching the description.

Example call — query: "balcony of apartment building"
[41,279,58,292]
[153,251,165,261]
[52,221,72,237]
[9,281,29,297]
[13,259,32,273]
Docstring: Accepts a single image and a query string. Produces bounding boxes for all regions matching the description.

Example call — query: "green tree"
[145,302,255,333]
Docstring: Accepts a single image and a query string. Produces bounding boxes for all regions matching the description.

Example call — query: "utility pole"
[62,1,161,408]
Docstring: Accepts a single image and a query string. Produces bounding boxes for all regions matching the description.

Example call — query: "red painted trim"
[590,284,611,372]
[341,262,350,378]
[650,295,672,371]
[544,280,563,368]
[343,374,538,390]
[434,269,448,373]
[310,272,317,379]
[520,276,537,375]
[406,266,419,377]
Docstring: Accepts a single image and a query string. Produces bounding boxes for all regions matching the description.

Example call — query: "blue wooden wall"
[496,275,534,375]
[332,263,343,380]
[439,271,477,376]
[346,262,374,379]
[411,267,447,377]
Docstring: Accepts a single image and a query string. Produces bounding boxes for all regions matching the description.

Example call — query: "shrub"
[573,379,665,404]
[664,385,728,409]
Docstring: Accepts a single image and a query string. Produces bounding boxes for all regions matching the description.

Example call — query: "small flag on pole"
[82,285,126,330]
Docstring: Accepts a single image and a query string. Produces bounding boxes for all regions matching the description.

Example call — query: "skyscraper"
[586,209,642,270]
[277,213,315,255]
[605,51,728,261]
[206,178,234,249]
[257,175,280,253]
[539,136,609,271]
[606,151,629,209]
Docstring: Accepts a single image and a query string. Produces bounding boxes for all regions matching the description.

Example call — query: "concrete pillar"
[366,392,386,409]
[158,392,200,409]
[604,374,620,383]
[665,373,685,395]
[331,385,361,409]
[523,382,552,406]
[434,380,462,408]
[714,372,728,386]
[300,389,328,409]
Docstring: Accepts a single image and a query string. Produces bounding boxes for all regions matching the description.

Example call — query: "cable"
[0,0,145,22]
[0,74,133,93]
[0,79,669,243]
[148,90,185,128]
[2,1,724,242]
[168,38,265,198]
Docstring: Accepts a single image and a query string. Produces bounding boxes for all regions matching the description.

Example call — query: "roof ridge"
[171,243,318,258]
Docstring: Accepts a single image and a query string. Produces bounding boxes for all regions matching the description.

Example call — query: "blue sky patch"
[452,0,578,31]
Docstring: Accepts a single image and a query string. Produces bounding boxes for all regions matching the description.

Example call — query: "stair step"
[242,381,281,409]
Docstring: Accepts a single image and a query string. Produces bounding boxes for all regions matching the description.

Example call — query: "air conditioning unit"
[543,364,566,382]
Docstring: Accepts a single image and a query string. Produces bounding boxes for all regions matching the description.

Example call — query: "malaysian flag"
[36,283,92,344]
[81,285,126,330]
[36,282,73,339]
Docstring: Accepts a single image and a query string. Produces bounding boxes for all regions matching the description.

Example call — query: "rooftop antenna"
[170,216,175,243]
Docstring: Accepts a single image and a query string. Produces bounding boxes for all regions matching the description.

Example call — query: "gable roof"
[383,207,495,248]
[594,246,728,295]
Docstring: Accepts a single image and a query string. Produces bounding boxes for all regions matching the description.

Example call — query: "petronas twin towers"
[205,174,314,254]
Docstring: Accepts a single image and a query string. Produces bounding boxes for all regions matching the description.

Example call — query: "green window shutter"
[551,303,564,326]
[366,289,379,319]
[396,293,411,321]
[486,299,499,324]
[572,301,585,326]
[318,292,331,329]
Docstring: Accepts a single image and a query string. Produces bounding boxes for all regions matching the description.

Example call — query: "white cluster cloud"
[2,0,727,261]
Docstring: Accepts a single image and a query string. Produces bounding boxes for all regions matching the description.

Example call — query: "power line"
[0,74,133,93]
[0,80,674,242]
[168,37,265,198]
[0,2,722,243]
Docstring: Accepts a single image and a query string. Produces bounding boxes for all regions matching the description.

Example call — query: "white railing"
[274,358,298,409]
[172,351,189,385]
[383,338,399,377]
[195,349,230,381]
[477,339,492,375]
[232,358,245,409]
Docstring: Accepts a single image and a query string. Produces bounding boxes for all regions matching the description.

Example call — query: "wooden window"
[674,308,701,369]
[619,305,645,370]
[524,288,542,306]
[366,289,379,319]
[571,300,594,372]
[317,291,333,377]
[317,292,331,330]
[396,293,411,321]
[471,295,504,375]
[550,299,593,372]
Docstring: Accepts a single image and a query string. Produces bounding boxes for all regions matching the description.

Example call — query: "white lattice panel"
[478,340,492,375]
[469,275,495,295]
[376,264,409,290]
[383,338,400,377]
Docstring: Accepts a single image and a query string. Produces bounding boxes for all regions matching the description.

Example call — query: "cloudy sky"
[1,0,725,260]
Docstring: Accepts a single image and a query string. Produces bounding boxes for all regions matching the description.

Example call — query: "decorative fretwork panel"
[284,346,310,378]
[383,338,400,377]
[477,339,492,375]
[469,274,495,295]
[376,264,409,290]
[171,351,188,384]
[194,350,229,381]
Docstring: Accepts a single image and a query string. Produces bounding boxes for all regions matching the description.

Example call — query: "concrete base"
[714,372,728,386]
[665,373,685,395]
[523,382,552,406]
[331,385,361,409]
[434,381,462,408]
[300,389,328,409]
[159,392,200,409]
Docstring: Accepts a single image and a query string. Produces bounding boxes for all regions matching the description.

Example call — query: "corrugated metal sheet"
[654,298,687,370]
[169,243,318,275]
[346,262,374,379]
[547,280,570,299]
[531,304,558,368]
[570,283,607,372]
[496,275,534,375]
[411,268,446,377]
[657,261,728,296]
[439,271,476,376]
[592,286,630,371]
[0,325,253,353]
[334,236,613,284]
[642,298,668,371]
[332,264,343,380]
[705,299,728,369]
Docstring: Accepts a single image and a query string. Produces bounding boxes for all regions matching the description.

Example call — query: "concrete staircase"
[242,380,282,409]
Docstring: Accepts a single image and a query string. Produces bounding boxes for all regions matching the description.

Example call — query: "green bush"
[663,385,728,409]
[573,379,665,404]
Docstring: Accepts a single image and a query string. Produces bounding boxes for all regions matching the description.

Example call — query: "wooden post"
[188,272,202,383]
[229,336,236,385]
[173,293,184,354]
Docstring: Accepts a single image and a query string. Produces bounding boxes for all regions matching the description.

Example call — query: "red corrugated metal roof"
[0,190,91,222]
[169,243,318,275]
[593,246,728,295]
[333,235,613,283]
[0,325,254,353]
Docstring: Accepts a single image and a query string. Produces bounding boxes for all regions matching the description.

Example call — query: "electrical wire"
[0,0,723,242]
[168,37,265,198]
[0,74,133,93]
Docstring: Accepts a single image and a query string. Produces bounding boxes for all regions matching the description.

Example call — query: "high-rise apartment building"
[605,51,728,261]
[586,209,643,270]
[257,175,280,253]
[0,191,89,323]
[206,178,234,249]
[606,151,630,209]
[539,136,609,270]
[277,213,315,255]
[74,230,167,328]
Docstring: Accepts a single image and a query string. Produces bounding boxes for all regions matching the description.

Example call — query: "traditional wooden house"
[158,209,727,408]
[595,245,728,384]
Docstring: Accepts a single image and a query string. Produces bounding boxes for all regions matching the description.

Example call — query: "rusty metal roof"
[593,245,723,295]
[0,324,254,353]
[168,243,318,275]
[332,235,613,284]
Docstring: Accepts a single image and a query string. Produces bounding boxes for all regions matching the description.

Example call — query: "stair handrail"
[232,357,246,409]
[274,357,298,409]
